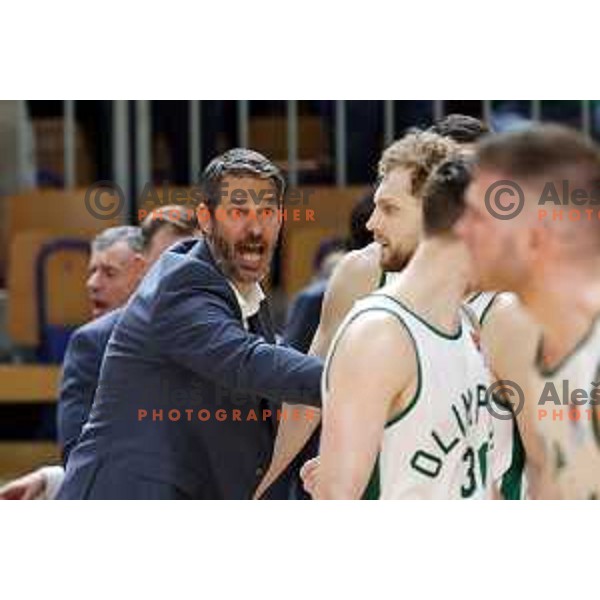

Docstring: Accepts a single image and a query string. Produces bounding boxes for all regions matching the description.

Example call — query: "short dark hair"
[140,205,199,250]
[92,226,144,253]
[476,124,600,192]
[348,192,375,250]
[422,158,472,235]
[429,114,490,144]
[200,148,286,213]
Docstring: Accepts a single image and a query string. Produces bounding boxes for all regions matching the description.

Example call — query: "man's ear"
[196,203,212,236]
[133,253,148,276]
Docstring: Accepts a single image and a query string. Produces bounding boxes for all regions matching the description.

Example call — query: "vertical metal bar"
[189,100,201,183]
[135,100,151,199]
[237,100,249,148]
[16,100,31,188]
[482,99,493,128]
[287,100,299,187]
[531,99,541,122]
[433,100,444,122]
[64,100,76,189]
[112,100,130,220]
[384,100,395,146]
[582,100,591,139]
[335,100,347,187]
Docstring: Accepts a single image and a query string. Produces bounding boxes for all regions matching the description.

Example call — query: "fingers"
[23,479,45,500]
[300,456,320,497]
[0,483,27,500]
[0,471,46,500]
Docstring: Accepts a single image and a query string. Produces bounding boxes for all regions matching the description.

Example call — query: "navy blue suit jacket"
[57,309,122,464]
[283,279,327,354]
[58,239,323,499]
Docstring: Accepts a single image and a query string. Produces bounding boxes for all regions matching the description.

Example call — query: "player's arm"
[310,247,381,358]
[314,311,415,499]
[254,250,381,498]
[480,295,546,494]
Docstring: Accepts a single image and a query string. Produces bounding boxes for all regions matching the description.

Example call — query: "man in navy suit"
[56,149,323,499]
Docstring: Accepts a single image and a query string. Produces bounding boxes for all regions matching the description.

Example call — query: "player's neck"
[389,238,470,332]
[524,264,600,368]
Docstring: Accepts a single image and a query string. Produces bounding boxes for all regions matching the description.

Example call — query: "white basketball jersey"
[323,293,498,499]
[536,319,600,499]
[466,291,527,499]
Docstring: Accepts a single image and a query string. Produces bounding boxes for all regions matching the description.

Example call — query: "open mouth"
[236,244,266,270]
[91,299,108,316]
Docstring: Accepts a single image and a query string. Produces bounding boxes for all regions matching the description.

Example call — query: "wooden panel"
[249,116,328,165]
[0,442,60,482]
[45,248,91,326]
[281,186,368,296]
[0,365,60,403]
[4,188,122,251]
[8,231,93,346]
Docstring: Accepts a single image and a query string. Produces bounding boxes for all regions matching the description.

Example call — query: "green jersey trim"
[478,293,498,326]
[323,304,423,429]
[535,315,600,377]
[375,293,463,341]
[362,454,381,500]
[500,418,526,500]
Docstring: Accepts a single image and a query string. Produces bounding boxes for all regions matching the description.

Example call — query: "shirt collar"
[228,281,265,323]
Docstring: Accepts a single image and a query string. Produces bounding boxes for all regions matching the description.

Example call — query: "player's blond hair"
[378,130,459,199]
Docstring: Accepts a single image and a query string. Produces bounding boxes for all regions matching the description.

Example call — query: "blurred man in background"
[86,226,146,319]
[456,124,600,499]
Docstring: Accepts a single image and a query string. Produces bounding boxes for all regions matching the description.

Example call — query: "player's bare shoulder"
[326,299,418,412]
[312,242,383,357]
[332,242,382,297]
[482,293,540,356]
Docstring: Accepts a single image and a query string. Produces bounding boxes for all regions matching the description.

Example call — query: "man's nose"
[366,209,378,233]
[246,211,265,236]
[86,272,100,292]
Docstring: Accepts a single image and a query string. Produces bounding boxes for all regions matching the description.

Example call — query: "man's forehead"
[220,174,278,205]
[376,167,413,200]
[222,174,276,191]
[90,241,136,266]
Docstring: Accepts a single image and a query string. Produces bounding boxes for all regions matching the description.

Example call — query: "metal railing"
[17,100,598,217]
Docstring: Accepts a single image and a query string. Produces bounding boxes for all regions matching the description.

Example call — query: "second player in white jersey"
[535,316,600,499]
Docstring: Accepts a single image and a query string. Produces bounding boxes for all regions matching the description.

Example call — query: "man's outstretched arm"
[254,249,381,498]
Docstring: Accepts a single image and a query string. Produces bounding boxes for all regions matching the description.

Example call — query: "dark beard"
[207,223,271,283]
[381,249,411,273]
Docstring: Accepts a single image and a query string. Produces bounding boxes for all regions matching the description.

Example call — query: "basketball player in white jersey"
[307,158,502,499]
[456,124,600,499]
